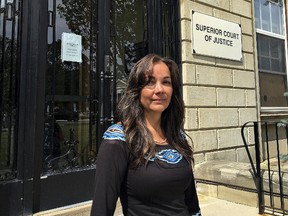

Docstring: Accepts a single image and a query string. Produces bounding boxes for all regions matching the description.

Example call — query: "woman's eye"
[144,78,172,88]
[146,79,155,86]
[163,80,172,85]
[164,80,171,84]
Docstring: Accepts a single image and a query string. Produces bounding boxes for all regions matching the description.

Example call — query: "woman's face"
[140,61,173,116]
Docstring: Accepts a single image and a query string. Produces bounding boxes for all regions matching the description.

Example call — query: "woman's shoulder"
[102,123,125,141]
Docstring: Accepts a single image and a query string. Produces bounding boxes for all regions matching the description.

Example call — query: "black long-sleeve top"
[90,124,201,216]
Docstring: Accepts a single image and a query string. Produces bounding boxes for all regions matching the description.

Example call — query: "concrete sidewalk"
[35,194,265,216]
[113,194,262,216]
[198,194,262,216]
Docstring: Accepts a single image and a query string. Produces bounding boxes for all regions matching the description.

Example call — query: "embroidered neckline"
[145,149,183,164]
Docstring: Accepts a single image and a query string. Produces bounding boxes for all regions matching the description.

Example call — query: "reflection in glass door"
[0,0,20,183]
[0,0,22,214]
[110,0,148,104]
[44,0,97,174]
[110,0,180,103]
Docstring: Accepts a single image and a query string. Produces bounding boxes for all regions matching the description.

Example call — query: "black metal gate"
[242,121,288,215]
[39,0,181,212]
[0,0,181,214]
[0,0,22,214]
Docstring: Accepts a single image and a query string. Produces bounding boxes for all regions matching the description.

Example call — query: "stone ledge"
[195,160,288,207]
[195,160,256,189]
[195,160,288,192]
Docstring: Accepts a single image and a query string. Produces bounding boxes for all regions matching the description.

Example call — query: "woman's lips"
[152,99,165,102]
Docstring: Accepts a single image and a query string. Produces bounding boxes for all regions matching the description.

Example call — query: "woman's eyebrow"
[163,76,171,79]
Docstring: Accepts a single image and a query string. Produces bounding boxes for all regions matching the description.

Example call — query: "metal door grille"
[0,0,21,181]
[43,0,98,174]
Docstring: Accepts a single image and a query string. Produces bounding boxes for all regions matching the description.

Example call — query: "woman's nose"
[154,82,164,93]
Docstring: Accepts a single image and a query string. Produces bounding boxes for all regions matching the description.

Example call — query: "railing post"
[254,122,264,214]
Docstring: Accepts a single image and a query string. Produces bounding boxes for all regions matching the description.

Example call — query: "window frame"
[254,0,288,111]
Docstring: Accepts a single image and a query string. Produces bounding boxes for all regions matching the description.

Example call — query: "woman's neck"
[144,114,167,144]
[144,112,161,131]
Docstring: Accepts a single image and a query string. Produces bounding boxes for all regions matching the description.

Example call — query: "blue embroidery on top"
[157,149,182,164]
[103,125,183,164]
[102,124,126,141]
[145,149,183,164]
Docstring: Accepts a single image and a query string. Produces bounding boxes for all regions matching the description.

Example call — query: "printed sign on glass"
[61,32,82,63]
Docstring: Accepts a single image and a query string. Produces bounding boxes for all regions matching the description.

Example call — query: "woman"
[90,54,201,216]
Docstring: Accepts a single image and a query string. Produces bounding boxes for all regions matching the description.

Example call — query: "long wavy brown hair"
[117,53,193,168]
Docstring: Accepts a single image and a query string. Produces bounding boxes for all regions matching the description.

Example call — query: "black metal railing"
[241,121,288,215]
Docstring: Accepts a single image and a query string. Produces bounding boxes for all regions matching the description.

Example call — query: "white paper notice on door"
[61,32,82,63]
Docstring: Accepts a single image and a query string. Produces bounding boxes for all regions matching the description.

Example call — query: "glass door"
[0,0,181,213]
[110,0,181,106]
[110,0,148,105]
[38,0,180,212]
[0,0,22,214]
[44,0,97,173]
[39,0,98,210]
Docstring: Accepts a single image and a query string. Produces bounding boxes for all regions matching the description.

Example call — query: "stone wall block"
[233,70,255,88]
[245,89,256,107]
[205,149,237,161]
[237,146,256,163]
[213,9,241,24]
[188,130,218,152]
[239,108,257,126]
[199,108,239,128]
[217,88,245,107]
[181,19,192,41]
[242,35,254,53]
[240,17,253,35]
[182,41,193,62]
[189,54,216,65]
[215,58,245,69]
[230,0,252,18]
[180,0,213,19]
[193,153,206,165]
[218,186,258,207]
[196,0,230,11]
[184,108,198,130]
[238,124,254,146]
[196,65,233,86]
[197,183,218,197]
[217,128,243,149]
[184,86,217,106]
[182,63,196,84]
[244,53,255,71]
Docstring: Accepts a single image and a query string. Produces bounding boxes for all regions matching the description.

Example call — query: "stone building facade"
[181,0,258,165]
[1,0,287,214]
[180,0,288,209]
